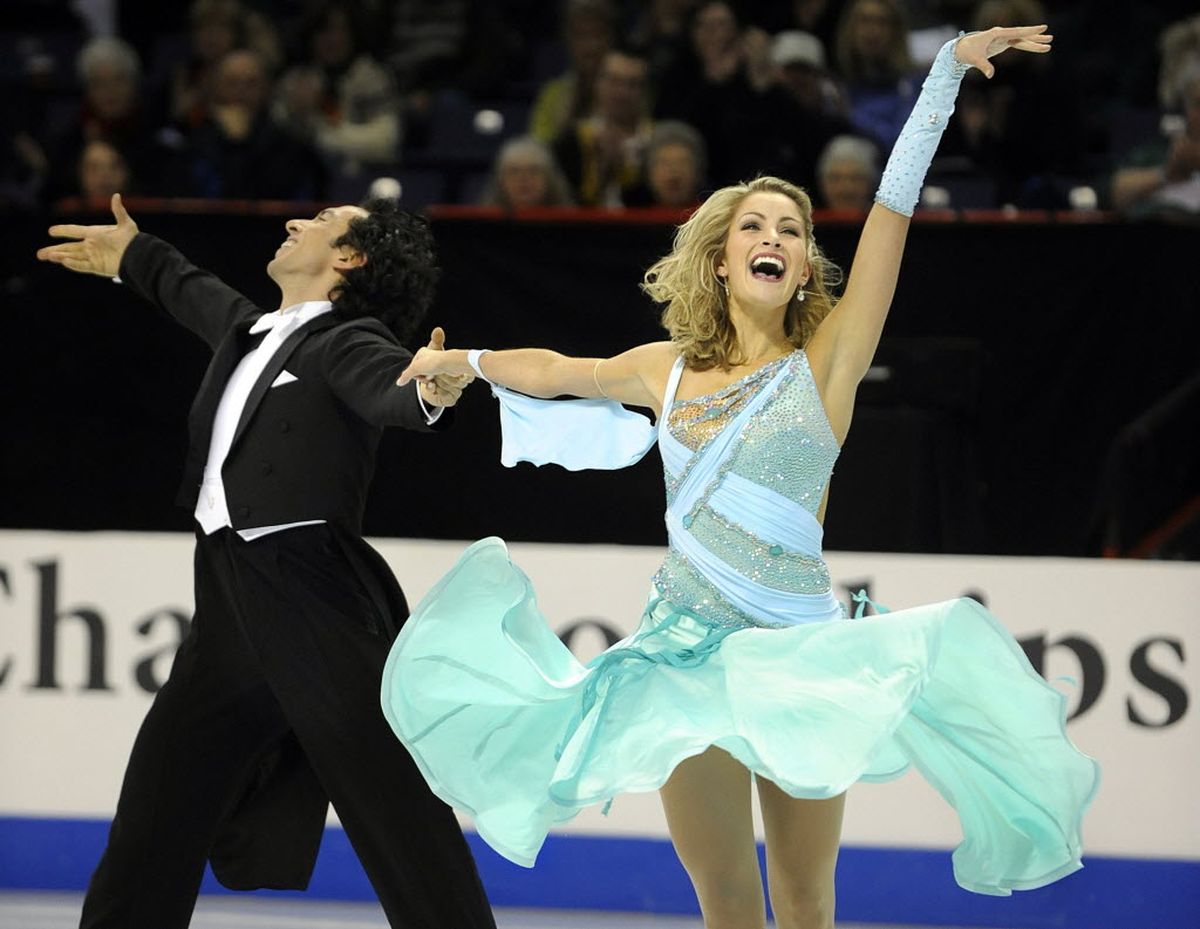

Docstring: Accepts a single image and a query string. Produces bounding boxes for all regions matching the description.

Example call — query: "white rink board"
[1,530,1196,860]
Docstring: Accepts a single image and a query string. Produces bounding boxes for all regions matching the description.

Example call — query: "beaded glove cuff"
[874,36,971,216]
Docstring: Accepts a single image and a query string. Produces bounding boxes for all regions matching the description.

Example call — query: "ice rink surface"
[0,891,965,929]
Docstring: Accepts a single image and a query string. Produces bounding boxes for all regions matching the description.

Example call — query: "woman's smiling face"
[717,191,810,312]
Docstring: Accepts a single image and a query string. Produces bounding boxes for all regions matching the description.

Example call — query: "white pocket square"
[270,370,298,388]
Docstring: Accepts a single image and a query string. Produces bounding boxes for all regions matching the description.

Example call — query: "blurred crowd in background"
[2,0,1199,218]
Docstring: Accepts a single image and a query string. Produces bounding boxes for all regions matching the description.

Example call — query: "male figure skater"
[37,194,494,929]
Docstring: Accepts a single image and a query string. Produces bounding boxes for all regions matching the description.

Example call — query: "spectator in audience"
[171,0,283,131]
[273,2,401,179]
[73,37,144,145]
[48,37,183,199]
[765,30,862,191]
[479,135,574,209]
[553,46,653,207]
[816,133,880,210]
[188,49,326,199]
[628,119,707,208]
[530,0,618,144]
[76,138,133,202]
[654,1,777,186]
[833,0,918,151]
[629,0,698,90]
[772,30,842,117]
[1111,66,1200,215]
[1158,13,1200,112]
[385,1,517,104]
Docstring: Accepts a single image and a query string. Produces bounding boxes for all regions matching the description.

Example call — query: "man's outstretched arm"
[37,193,261,350]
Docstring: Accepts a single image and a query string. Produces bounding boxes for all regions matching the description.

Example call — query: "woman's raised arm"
[807,26,1052,405]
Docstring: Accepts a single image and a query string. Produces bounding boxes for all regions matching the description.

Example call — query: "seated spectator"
[188,49,325,199]
[772,30,842,117]
[1158,13,1200,113]
[47,37,184,199]
[832,0,918,151]
[1111,67,1200,215]
[553,47,653,207]
[73,37,143,145]
[628,0,697,89]
[387,0,515,98]
[76,139,132,201]
[766,30,860,190]
[272,2,401,177]
[816,134,879,210]
[654,1,778,186]
[530,0,618,144]
[172,0,282,131]
[479,136,574,209]
[628,120,706,208]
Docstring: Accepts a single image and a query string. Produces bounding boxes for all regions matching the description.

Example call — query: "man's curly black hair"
[329,198,440,344]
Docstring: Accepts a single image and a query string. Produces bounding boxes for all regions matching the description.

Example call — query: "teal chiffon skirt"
[381,538,1099,896]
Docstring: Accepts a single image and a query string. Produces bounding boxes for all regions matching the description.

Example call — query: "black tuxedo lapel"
[227,312,343,455]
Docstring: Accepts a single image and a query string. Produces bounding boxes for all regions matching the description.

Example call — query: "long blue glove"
[874,37,971,216]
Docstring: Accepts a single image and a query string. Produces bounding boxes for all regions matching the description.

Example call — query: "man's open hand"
[36,193,139,277]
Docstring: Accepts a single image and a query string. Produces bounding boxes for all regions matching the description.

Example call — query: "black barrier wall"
[3,207,1198,556]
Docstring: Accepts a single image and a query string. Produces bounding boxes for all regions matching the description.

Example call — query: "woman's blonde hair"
[642,176,842,371]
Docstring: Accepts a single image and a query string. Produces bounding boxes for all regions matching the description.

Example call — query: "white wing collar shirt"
[195,300,440,541]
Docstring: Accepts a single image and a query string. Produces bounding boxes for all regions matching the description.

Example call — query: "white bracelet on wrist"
[466,349,492,381]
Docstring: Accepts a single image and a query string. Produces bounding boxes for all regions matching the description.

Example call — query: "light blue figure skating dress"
[381,350,1099,895]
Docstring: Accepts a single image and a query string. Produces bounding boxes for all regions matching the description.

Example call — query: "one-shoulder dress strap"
[658,355,687,442]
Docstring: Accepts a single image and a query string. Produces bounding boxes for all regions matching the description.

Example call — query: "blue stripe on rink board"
[1,817,1196,929]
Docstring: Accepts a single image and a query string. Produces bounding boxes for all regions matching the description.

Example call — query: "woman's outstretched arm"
[397,341,678,414]
[807,26,1053,422]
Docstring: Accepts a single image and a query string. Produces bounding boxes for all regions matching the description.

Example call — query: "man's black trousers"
[79,525,495,929]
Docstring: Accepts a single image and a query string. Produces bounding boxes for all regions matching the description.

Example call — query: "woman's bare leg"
[756,777,845,929]
[659,746,766,929]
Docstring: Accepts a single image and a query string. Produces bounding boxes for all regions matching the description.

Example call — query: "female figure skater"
[386,25,1097,929]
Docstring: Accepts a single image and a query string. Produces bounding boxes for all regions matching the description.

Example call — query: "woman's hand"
[955,24,1053,79]
[37,192,139,277]
[402,328,475,406]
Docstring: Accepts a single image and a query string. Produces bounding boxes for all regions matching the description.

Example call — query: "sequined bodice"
[654,351,841,628]
[665,352,839,515]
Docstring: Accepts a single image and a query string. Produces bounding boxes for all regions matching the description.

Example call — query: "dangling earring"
[795,287,806,302]
[717,273,729,294]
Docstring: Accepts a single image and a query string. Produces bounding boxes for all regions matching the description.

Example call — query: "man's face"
[267,205,368,282]
[214,51,269,111]
[693,2,738,59]
[851,0,893,62]
[595,53,647,125]
[778,62,824,110]
[566,13,612,76]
